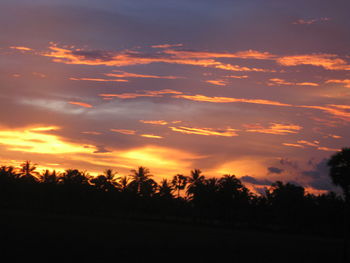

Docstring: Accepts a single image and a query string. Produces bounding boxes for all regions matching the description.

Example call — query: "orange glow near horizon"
[0,126,95,154]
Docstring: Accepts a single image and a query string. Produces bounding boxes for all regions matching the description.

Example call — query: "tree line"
[1,148,350,237]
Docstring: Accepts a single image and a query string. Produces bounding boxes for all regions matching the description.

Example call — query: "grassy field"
[1,210,344,262]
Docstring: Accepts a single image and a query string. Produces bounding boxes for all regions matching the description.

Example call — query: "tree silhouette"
[90,169,118,192]
[59,169,90,186]
[129,166,157,197]
[186,169,205,199]
[171,174,187,198]
[0,157,348,245]
[20,160,38,183]
[118,175,130,193]
[328,148,350,262]
[158,179,174,199]
[328,148,350,202]
[39,170,59,184]
[216,174,251,220]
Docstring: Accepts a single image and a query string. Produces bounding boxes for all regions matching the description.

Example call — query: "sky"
[1,0,349,194]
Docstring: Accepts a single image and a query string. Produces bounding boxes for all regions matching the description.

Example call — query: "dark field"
[1,210,343,262]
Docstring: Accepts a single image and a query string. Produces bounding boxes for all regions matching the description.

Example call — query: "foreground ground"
[1,210,344,262]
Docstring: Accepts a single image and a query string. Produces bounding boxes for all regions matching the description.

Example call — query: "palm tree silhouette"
[118,175,130,193]
[0,165,19,180]
[171,174,187,198]
[90,169,118,192]
[20,161,38,183]
[59,169,90,186]
[39,170,59,184]
[186,169,205,198]
[158,179,174,199]
[129,166,157,197]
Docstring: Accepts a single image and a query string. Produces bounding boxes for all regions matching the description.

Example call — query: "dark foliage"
[0,159,346,239]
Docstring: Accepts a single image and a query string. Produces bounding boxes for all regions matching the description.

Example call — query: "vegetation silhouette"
[328,147,350,261]
[1,149,349,261]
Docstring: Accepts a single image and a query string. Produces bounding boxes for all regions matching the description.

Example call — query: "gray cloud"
[267,167,284,174]
[240,175,273,186]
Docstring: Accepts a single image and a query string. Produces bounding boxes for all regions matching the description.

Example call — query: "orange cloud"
[277,54,350,70]
[301,105,350,122]
[245,123,302,135]
[224,75,249,79]
[326,79,350,88]
[105,71,183,79]
[268,78,319,87]
[81,131,102,135]
[68,101,93,108]
[326,134,342,139]
[10,46,32,51]
[205,80,227,86]
[140,134,163,139]
[297,140,319,147]
[110,129,136,135]
[100,89,183,99]
[146,89,183,95]
[100,93,159,99]
[214,63,272,72]
[169,126,238,137]
[284,139,339,152]
[174,94,291,107]
[317,146,340,152]
[140,120,168,125]
[151,44,183,48]
[32,72,46,78]
[42,44,272,73]
[163,49,275,60]
[282,143,305,148]
[70,77,128,82]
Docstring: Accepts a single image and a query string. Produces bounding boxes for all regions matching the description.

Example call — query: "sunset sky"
[1,0,349,193]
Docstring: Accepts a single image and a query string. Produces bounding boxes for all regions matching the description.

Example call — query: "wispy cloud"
[81,131,102,135]
[205,79,228,86]
[282,143,305,148]
[70,77,128,82]
[326,79,350,88]
[99,89,183,99]
[283,140,339,152]
[110,129,136,135]
[268,78,319,87]
[140,120,169,125]
[41,44,273,73]
[163,49,276,60]
[293,17,330,25]
[151,44,183,49]
[245,123,302,135]
[224,75,249,79]
[106,70,183,79]
[68,101,93,108]
[174,94,291,107]
[140,134,163,139]
[301,105,350,122]
[10,46,32,51]
[277,54,350,70]
[169,126,238,137]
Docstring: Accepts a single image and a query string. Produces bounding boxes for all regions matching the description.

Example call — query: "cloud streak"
[169,126,238,137]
